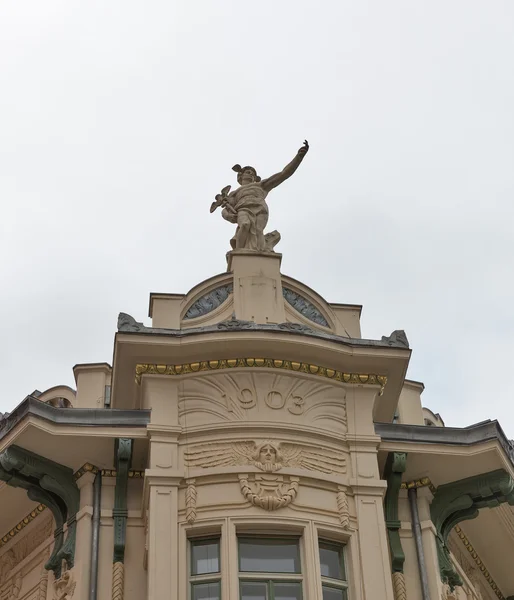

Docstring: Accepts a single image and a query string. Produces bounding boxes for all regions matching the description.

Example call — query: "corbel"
[112,438,133,564]
[0,445,79,578]
[383,452,407,572]
[430,469,514,590]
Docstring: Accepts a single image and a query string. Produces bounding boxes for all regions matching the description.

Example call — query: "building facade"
[1,250,513,600]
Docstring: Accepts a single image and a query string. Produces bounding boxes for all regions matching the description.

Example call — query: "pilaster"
[143,375,183,600]
[346,386,394,598]
[74,472,95,600]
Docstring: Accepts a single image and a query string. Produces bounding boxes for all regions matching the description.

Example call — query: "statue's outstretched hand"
[298,140,309,155]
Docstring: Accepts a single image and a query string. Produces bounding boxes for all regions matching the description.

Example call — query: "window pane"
[273,582,302,600]
[322,586,347,600]
[319,544,345,580]
[239,539,300,573]
[240,581,268,600]
[192,581,221,600]
[191,540,220,575]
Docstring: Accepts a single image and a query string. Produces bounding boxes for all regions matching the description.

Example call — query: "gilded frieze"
[135,357,387,393]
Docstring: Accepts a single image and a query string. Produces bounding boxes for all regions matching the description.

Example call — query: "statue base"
[227,250,285,324]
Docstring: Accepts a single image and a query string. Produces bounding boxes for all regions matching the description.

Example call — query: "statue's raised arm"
[211,140,310,254]
[261,140,309,192]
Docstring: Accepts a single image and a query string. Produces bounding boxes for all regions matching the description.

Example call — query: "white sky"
[1,1,513,435]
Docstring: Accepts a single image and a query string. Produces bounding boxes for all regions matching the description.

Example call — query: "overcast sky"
[1,1,513,435]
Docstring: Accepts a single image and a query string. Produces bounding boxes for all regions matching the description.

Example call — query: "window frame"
[318,539,349,599]
[237,535,304,600]
[189,536,222,600]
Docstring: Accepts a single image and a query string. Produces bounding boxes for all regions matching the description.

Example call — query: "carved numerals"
[222,388,305,414]
[179,372,347,433]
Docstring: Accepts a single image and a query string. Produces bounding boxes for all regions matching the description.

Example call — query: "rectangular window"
[238,537,302,600]
[190,538,221,600]
[319,541,348,600]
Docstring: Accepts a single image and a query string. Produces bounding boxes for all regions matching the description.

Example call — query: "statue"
[210,140,309,252]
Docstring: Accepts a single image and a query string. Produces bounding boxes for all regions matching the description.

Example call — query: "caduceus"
[210,185,232,213]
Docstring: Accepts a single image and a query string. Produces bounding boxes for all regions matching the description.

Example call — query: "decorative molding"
[431,469,514,590]
[184,285,233,319]
[0,516,53,581]
[185,479,197,525]
[282,288,330,327]
[0,504,47,549]
[135,357,387,393]
[0,446,79,578]
[453,525,505,600]
[239,474,299,511]
[0,571,22,600]
[73,463,98,479]
[384,452,407,573]
[392,571,407,600]
[74,464,144,481]
[401,477,436,495]
[112,439,133,565]
[185,440,346,475]
[53,569,76,600]
[38,552,50,600]
[336,487,350,529]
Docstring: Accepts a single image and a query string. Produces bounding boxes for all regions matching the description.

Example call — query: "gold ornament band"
[135,357,387,393]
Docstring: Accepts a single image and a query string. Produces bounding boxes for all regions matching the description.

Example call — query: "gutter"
[89,471,102,600]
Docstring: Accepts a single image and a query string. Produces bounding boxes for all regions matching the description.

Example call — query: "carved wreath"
[239,474,299,511]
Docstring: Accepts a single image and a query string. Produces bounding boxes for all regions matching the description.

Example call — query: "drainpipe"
[408,487,431,600]
[89,471,102,600]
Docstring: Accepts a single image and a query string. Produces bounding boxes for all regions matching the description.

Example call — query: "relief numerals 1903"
[222,389,304,415]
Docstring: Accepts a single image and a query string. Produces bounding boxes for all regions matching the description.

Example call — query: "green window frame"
[319,540,348,600]
[190,537,221,600]
[238,536,303,600]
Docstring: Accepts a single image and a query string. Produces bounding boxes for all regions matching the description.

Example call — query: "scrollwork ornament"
[53,568,76,600]
[238,474,299,511]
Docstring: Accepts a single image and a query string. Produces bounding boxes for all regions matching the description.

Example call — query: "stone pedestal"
[227,250,285,324]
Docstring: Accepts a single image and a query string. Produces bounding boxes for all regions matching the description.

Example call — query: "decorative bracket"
[0,446,79,578]
[112,439,133,564]
[430,469,514,590]
[383,452,407,573]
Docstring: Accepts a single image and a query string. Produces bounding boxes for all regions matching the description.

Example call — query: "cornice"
[0,398,151,442]
[0,504,47,549]
[375,421,514,470]
[117,312,410,351]
[135,357,388,393]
